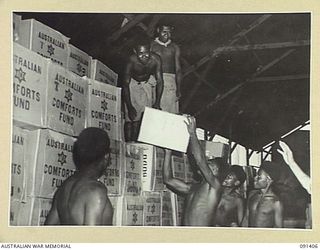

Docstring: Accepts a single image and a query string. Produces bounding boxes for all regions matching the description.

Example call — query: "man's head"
[222,165,246,188]
[73,127,111,172]
[207,157,230,183]
[134,39,151,65]
[157,23,174,43]
[254,161,281,189]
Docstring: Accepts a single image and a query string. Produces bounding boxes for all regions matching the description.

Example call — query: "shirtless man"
[123,39,164,142]
[44,127,113,225]
[215,165,246,227]
[247,161,284,228]
[151,23,182,114]
[163,116,229,226]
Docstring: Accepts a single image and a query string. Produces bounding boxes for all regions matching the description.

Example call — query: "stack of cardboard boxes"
[11,14,230,227]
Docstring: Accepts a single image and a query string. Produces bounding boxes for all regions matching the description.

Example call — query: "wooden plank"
[107,14,149,42]
[194,49,296,117]
[250,74,309,82]
[182,14,272,78]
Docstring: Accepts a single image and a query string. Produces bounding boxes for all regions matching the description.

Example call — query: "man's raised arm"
[163,148,190,195]
[185,116,220,189]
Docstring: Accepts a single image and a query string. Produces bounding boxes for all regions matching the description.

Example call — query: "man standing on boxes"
[151,22,182,114]
[45,128,113,225]
[163,116,229,226]
[123,38,164,142]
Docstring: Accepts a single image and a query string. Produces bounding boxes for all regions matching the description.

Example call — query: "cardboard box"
[172,154,186,182]
[200,141,230,160]
[161,191,174,226]
[138,107,190,153]
[67,44,91,77]
[13,13,21,43]
[124,143,142,196]
[25,129,76,199]
[86,79,122,141]
[46,62,88,136]
[172,194,185,226]
[10,197,53,226]
[154,147,166,191]
[98,140,124,196]
[19,18,69,66]
[91,59,118,86]
[184,154,195,184]
[143,191,161,226]
[12,42,48,129]
[11,126,27,201]
[109,196,121,226]
[140,144,155,192]
[113,195,144,226]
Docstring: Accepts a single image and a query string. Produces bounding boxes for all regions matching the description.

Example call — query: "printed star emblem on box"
[57,151,67,166]
[47,44,55,56]
[130,159,135,170]
[132,212,138,224]
[101,100,108,112]
[64,89,73,102]
[14,67,26,83]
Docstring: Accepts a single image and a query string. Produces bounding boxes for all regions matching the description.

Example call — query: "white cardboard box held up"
[11,126,27,202]
[138,107,190,153]
[46,62,88,137]
[91,59,118,86]
[124,143,143,196]
[143,191,161,226]
[86,79,122,141]
[98,140,125,196]
[13,43,48,129]
[67,44,91,77]
[19,18,69,66]
[25,129,76,199]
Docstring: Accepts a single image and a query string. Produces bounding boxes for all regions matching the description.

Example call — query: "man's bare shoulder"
[150,52,161,62]
[81,180,108,196]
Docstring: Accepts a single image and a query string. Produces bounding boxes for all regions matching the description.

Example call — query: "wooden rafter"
[182,14,272,78]
[107,14,149,43]
[250,74,309,82]
[194,49,296,117]
[181,59,216,112]
[210,40,309,54]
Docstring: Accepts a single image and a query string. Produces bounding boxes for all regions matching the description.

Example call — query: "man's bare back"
[48,173,113,225]
[45,127,114,226]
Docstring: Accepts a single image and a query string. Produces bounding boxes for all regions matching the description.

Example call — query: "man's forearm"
[123,84,133,108]
[155,80,164,104]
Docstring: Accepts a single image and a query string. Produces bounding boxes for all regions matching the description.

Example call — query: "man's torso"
[215,191,241,226]
[183,182,221,226]
[248,191,278,227]
[130,53,159,82]
[151,41,176,74]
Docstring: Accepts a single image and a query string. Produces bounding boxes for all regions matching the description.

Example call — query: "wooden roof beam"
[250,74,309,82]
[107,14,150,43]
[194,49,296,117]
[182,14,272,78]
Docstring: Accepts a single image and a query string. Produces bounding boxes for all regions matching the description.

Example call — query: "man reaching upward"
[163,116,229,226]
